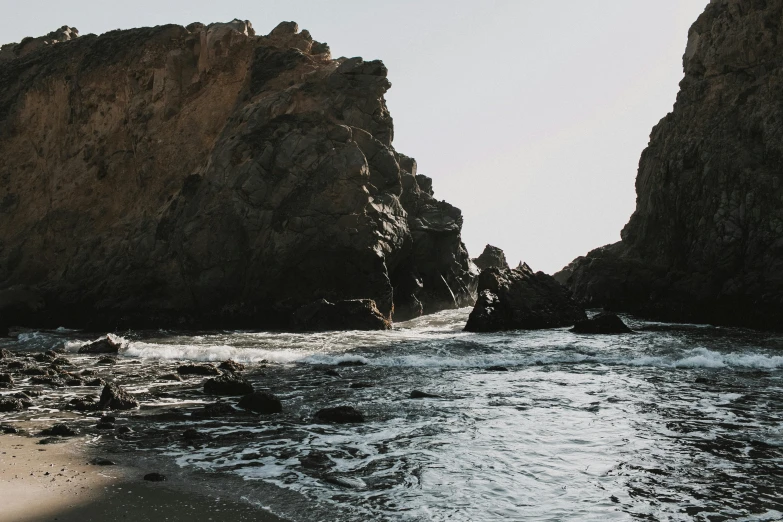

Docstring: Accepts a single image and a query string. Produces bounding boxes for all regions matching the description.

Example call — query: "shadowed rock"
[291,299,391,331]
[237,392,282,414]
[98,383,139,410]
[78,336,122,354]
[204,374,254,396]
[314,405,365,423]
[465,265,586,332]
[570,312,633,334]
[472,245,509,271]
[0,397,25,412]
[177,364,221,376]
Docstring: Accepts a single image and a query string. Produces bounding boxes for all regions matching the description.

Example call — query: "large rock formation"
[472,245,509,271]
[0,20,476,330]
[556,1,783,330]
[465,264,586,332]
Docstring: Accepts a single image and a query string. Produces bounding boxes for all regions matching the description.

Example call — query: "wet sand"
[0,433,286,522]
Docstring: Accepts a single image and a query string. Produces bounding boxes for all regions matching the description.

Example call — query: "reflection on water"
[2,309,783,521]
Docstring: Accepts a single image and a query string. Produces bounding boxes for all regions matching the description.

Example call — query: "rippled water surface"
[3,309,783,521]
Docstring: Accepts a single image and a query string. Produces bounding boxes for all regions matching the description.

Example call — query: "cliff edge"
[556,0,783,329]
[0,20,477,330]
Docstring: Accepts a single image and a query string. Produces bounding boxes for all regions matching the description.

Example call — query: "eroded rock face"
[556,1,783,330]
[465,265,586,332]
[472,245,509,271]
[0,21,476,330]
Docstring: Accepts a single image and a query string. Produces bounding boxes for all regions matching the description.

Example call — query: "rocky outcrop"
[472,245,509,271]
[78,335,122,354]
[465,265,586,332]
[98,383,139,410]
[556,1,783,330]
[291,298,390,331]
[0,20,476,331]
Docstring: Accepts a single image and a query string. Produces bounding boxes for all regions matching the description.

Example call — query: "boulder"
[472,245,509,271]
[204,374,254,396]
[291,299,391,331]
[40,424,77,437]
[570,312,633,334]
[237,392,282,414]
[218,360,245,373]
[314,405,365,423]
[177,364,221,376]
[465,265,587,332]
[98,383,139,410]
[0,397,25,412]
[78,336,122,354]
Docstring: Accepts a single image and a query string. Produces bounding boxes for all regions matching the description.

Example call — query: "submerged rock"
[570,312,633,334]
[472,245,509,271]
[204,374,254,396]
[237,392,282,414]
[314,405,365,423]
[291,299,391,331]
[465,265,586,332]
[191,402,236,418]
[78,336,122,354]
[98,383,139,410]
[0,21,476,331]
[555,2,783,330]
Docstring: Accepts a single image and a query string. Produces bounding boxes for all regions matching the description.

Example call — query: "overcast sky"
[1,1,709,273]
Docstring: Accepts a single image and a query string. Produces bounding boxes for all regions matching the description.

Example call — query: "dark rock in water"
[337,360,367,367]
[349,382,373,389]
[96,357,116,365]
[0,397,25,412]
[100,415,116,423]
[1,425,18,434]
[98,383,139,410]
[22,366,48,376]
[95,422,115,430]
[143,473,166,482]
[117,426,133,434]
[79,336,122,354]
[0,373,13,385]
[30,376,63,387]
[324,369,341,377]
[314,405,365,423]
[183,428,205,440]
[192,403,235,418]
[204,374,254,396]
[81,369,98,376]
[33,352,55,363]
[410,390,441,399]
[65,378,84,387]
[555,2,783,331]
[159,373,183,382]
[69,397,97,411]
[292,299,391,331]
[695,377,714,385]
[38,437,66,445]
[0,22,476,331]
[473,245,509,271]
[237,392,282,414]
[570,312,633,334]
[465,265,587,332]
[85,378,105,387]
[40,424,77,437]
[218,360,245,373]
[0,348,11,358]
[299,451,333,470]
[91,458,116,466]
[177,364,221,376]
[486,366,509,372]
[7,361,27,369]
[51,357,72,367]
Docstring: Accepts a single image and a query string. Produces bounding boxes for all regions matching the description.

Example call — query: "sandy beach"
[0,432,285,522]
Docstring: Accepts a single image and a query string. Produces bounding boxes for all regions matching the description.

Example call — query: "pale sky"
[1,1,709,274]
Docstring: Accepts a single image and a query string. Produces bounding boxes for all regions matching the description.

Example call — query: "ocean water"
[2,309,783,521]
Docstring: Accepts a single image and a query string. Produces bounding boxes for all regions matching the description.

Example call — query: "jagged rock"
[556,2,783,330]
[291,299,390,331]
[571,312,633,334]
[472,245,509,271]
[465,265,586,332]
[0,348,11,358]
[314,405,365,423]
[0,26,78,63]
[237,392,282,414]
[78,336,123,354]
[98,383,139,410]
[40,424,77,436]
[0,397,25,412]
[218,360,245,373]
[177,364,221,376]
[204,373,254,395]
[0,20,476,331]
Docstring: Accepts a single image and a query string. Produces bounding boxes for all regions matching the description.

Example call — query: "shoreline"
[0,432,288,522]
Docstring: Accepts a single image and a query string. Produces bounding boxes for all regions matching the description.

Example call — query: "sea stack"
[556,0,783,330]
[0,20,476,330]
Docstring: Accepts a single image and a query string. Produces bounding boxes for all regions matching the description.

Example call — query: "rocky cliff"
[556,0,783,329]
[0,20,477,330]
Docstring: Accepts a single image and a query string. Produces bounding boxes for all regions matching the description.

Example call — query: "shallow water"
[2,309,783,521]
